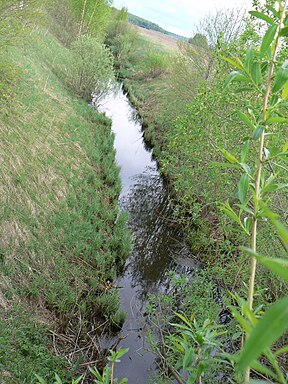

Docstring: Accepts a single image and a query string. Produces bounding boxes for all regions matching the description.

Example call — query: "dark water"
[100,87,196,383]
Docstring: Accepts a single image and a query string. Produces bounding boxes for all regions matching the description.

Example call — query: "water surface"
[100,87,196,383]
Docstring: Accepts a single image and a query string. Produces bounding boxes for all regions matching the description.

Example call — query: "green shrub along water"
[0,3,131,382]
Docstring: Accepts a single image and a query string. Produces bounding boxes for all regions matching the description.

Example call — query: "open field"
[135,26,180,51]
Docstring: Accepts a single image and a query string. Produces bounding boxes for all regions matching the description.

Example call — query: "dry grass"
[135,26,180,51]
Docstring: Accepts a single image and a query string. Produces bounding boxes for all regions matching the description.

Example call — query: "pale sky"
[113,0,253,37]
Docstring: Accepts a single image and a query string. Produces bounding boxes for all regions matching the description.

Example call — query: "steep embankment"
[0,31,130,382]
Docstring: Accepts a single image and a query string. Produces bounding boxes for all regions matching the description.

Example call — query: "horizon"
[112,0,252,38]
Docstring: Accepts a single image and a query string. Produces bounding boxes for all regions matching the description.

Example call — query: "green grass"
[0,28,131,381]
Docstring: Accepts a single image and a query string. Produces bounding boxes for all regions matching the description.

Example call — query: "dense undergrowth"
[0,4,130,382]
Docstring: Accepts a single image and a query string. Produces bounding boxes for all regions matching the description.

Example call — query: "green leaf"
[116,348,129,359]
[34,375,47,384]
[218,147,239,163]
[224,71,250,89]
[265,5,280,19]
[219,202,247,233]
[260,24,277,59]
[249,11,274,25]
[250,360,278,380]
[271,220,288,249]
[237,111,255,129]
[256,256,288,281]
[275,345,288,357]
[72,377,83,384]
[183,348,194,370]
[258,202,279,220]
[282,140,288,152]
[224,71,240,89]
[174,312,193,328]
[251,125,264,140]
[240,162,251,173]
[251,62,262,85]
[282,81,288,99]
[272,68,288,92]
[261,182,288,194]
[245,48,254,72]
[229,306,251,332]
[222,56,243,70]
[266,116,288,124]
[279,26,288,36]
[238,173,249,203]
[89,367,103,381]
[237,296,288,371]
[241,140,250,163]
[244,217,252,232]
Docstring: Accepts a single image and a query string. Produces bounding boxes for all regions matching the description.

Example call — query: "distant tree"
[188,33,208,49]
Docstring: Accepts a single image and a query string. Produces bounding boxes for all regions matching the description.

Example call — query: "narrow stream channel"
[100,86,196,383]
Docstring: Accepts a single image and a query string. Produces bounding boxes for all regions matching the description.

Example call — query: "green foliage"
[70,0,112,37]
[0,307,71,383]
[142,50,170,78]
[68,35,115,103]
[220,1,288,381]
[36,349,129,384]
[89,348,129,384]
[168,314,228,383]
[188,33,209,49]
[105,8,139,69]
[145,271,237,383]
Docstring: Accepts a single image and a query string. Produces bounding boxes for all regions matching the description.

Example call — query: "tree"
[70,0,112,38]
[188,33,208,49]
[68,35,115,104]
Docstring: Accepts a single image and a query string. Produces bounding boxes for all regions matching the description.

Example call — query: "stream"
[99,86,196,383]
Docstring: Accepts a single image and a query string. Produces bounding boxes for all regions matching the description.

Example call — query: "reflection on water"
[100,87,196,383]
[120,169,179,296]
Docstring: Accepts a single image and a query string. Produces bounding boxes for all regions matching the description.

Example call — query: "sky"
[112,0,253,37]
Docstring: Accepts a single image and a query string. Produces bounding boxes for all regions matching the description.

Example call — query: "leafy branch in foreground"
[221,0,288,382]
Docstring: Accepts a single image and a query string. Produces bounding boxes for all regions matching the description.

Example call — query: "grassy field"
[0,28,130,382]
[135,26,180,51]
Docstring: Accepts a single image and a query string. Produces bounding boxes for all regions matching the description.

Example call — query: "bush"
[69,35,115,103]
[142,50,169,79]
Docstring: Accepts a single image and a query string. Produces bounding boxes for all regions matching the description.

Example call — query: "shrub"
[142,50,169,79]
[68,35,115,103]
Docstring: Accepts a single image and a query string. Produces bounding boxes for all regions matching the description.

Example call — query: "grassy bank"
[0,27,130,382]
